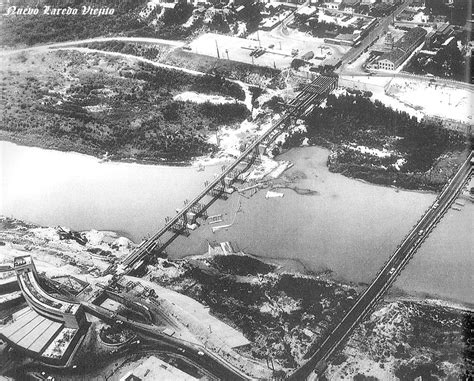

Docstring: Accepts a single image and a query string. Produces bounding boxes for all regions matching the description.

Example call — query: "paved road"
[82,302,250,380]
[289,152,473,380]
[0,36,184,56]
[339,0,412,69]
[340,71,474,91]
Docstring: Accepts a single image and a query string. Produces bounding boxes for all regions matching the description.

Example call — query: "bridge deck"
[289,152,473,380]
[122,75,338,271]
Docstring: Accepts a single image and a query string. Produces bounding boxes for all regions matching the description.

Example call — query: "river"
[0,141,221,240]
[1,141,472,305]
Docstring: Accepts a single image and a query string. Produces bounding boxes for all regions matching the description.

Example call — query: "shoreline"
[1,134,449,194]
[2,214,472,313]
[0,135,193,168]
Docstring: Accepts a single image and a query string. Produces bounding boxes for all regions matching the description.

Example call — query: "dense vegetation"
[99,324,135,345]
[290,15,355,38]
[406,42,468,82]
[0,0,265,47]
[0,51,249,162]
[424,0,469,26]
[0,0,154,46]
[210,255,275,276]
[151,258,357,369]
[78,39,280,87]
[279,94,465,190]
[83,40,172,61]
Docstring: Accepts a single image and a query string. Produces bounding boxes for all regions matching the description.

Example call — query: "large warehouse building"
[373,27,427,70]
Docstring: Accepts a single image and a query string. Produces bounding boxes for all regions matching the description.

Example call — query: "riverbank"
[0,49,256,165]
[4,140,472,305]
[276,91,469,192]
[0,133,192,167]
[1,216,470,380]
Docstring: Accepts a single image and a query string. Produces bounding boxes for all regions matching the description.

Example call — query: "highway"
[289,151,473,380]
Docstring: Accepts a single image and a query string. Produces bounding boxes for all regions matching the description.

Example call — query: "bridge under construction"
[120,74,338,273]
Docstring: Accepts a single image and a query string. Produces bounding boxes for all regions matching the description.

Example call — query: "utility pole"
[215,40,220,59]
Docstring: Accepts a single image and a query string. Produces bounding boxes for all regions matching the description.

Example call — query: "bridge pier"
[208,181,229,199]
[190,202,208,220]
[170,216,190,236]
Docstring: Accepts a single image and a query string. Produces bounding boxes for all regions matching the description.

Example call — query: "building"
[120,356,198,381]
[374,27,427,70]
[0,256,89,365]
[325,2,341,10]
[14,256,87,329]
[425,22,455,48]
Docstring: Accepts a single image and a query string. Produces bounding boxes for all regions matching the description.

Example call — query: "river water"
[0,141,221,240]
[1,141,472,305]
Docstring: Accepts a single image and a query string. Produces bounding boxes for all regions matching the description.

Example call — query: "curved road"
[82,301,250,380]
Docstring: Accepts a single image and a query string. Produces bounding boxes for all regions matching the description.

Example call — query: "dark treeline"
[1,0,267,46]
[273,94,466,190]
[424,0,469,26]
[302,94,463,172]
[129,63,245,100]
[0,0,150,46]
[406,43,467,82]
[1,53,250,162]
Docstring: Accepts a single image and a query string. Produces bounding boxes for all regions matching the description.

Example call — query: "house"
[341,0,360,12]
[325,2,340,9]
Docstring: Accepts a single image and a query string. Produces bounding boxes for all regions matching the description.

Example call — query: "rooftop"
[0,306,80,362]
[0,307,63,354]
[120,356,198,381]
[378,27,427,65]
[13,256,32,268]
[19,270,80,314]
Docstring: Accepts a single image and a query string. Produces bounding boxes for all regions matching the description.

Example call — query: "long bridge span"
[289,151,473,380]
[121,75,338,272]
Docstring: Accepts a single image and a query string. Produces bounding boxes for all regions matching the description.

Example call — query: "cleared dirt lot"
[189,30,349,69]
